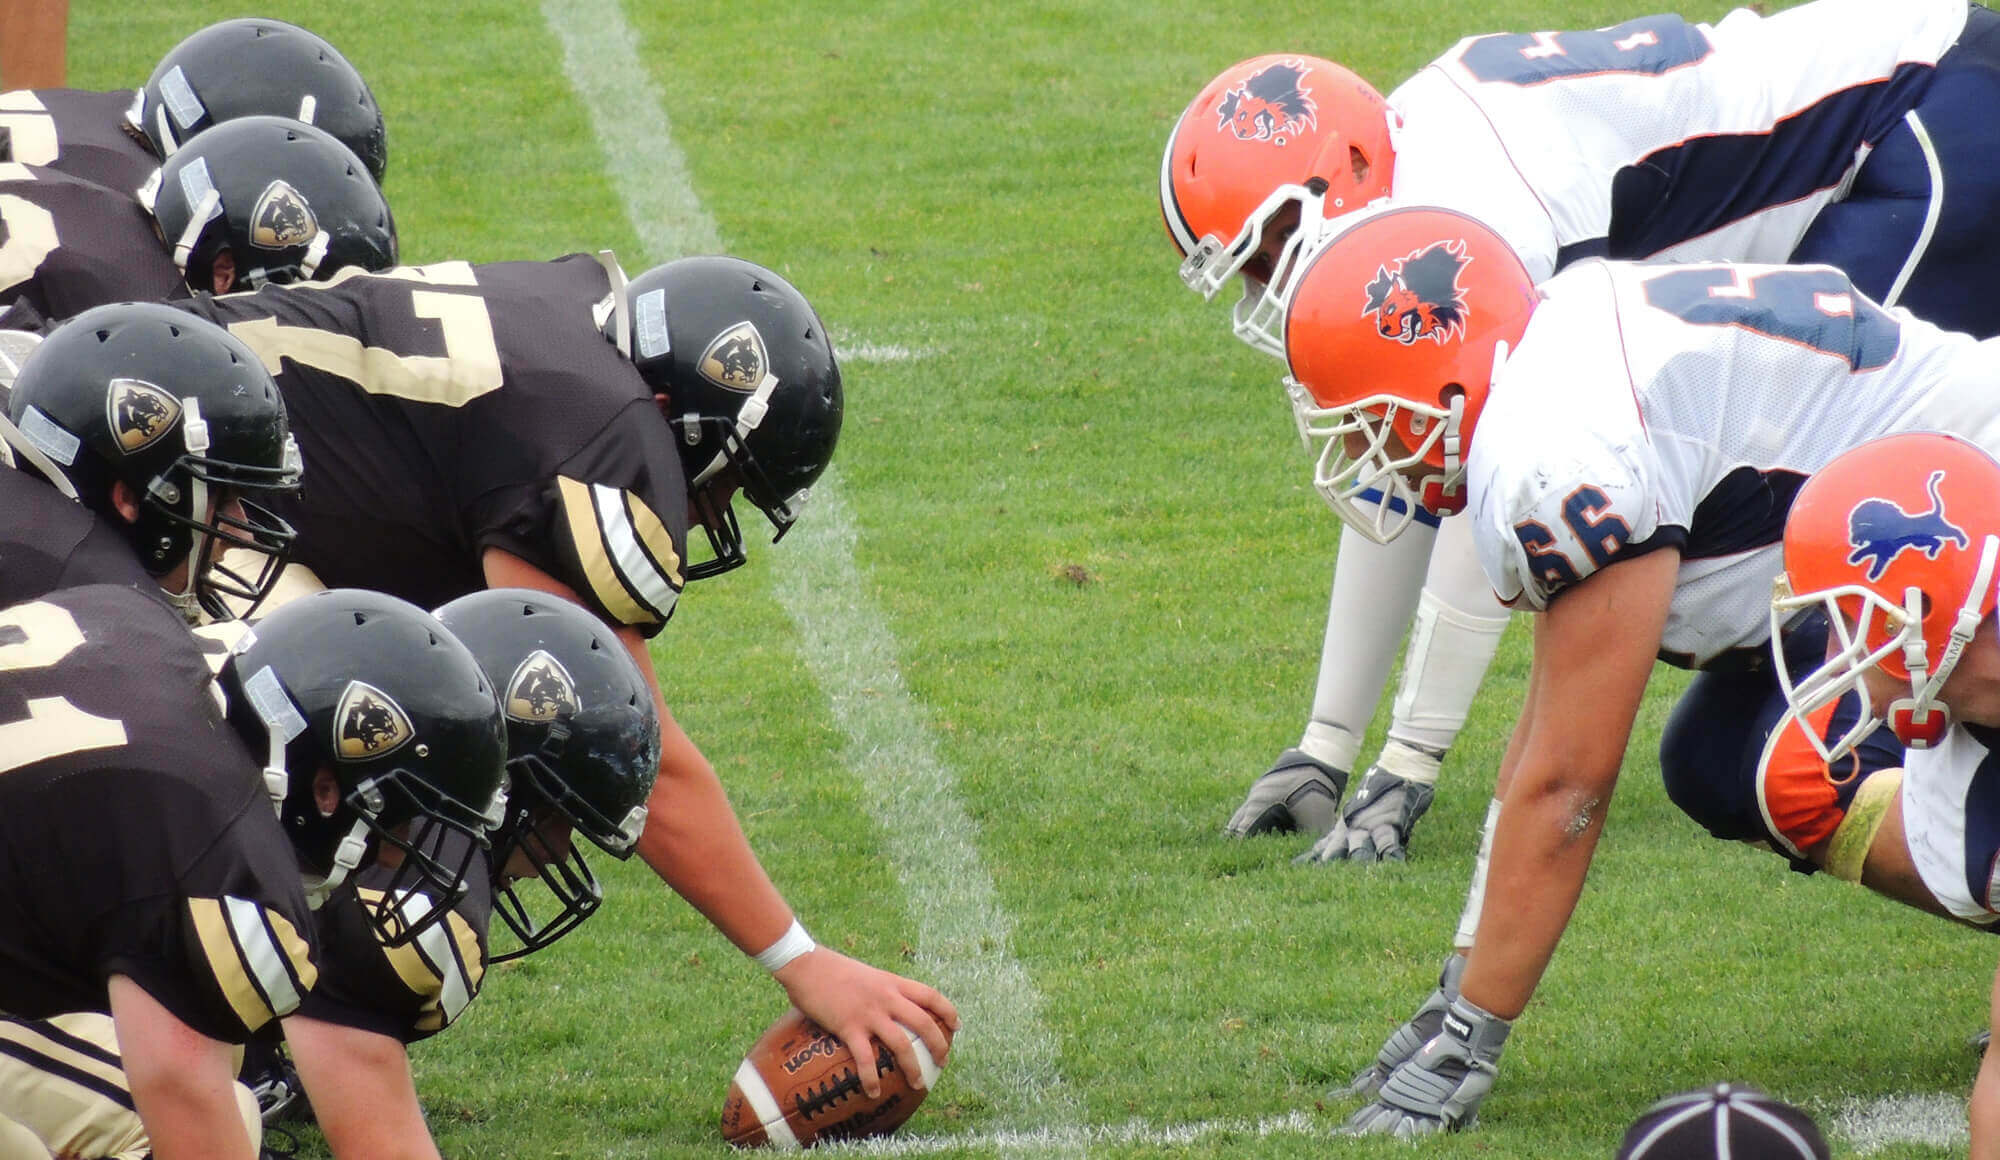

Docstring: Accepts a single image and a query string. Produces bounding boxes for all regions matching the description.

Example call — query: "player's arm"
[1455,547,1678,1019]
[481,547,958,1093]
[106,974,256,1160]
[282,1014,440,1160]
[1977,962,2000,1160]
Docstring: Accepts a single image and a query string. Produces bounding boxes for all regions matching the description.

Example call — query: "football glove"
[1223,748,1346,837]
[1295,766,1435,864]
[1343,995,1510,1137]
[1345,951,1466,1098]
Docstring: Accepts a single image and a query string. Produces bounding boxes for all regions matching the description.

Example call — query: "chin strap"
[305,818,373,909]
[1892,534,2000,748]
[594,250,631,357]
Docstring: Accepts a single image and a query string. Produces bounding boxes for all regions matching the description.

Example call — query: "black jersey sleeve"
[0,586,317,1042]
[0,163,186,318]
[1,89,159,194]
[296,840,491,1043]
[0,464,163,606]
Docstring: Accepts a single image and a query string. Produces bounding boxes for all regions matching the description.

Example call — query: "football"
[720,1008,949,1148]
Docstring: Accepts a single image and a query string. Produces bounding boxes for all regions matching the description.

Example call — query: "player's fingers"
[836,1022,885,1098]
[1371,824,1405,861]
[894,1003,952,1070]
[1349,830,1380,863]
[897,977,960,1032]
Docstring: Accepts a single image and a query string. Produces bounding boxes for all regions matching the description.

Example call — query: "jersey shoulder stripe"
[555,475,682,627]
[186,896,316,1033]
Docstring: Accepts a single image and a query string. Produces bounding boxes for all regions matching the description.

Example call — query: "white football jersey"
[1387,0,1969,283]
[1466,258,2000,669]
[1902,723,2000,922]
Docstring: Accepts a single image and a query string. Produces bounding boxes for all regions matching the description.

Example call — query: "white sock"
[1305,516,1436,744]
[1453,798,1503,951]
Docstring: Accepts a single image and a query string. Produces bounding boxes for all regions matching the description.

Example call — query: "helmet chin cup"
[1889,697,1951,749]
[1420,473,1465,516]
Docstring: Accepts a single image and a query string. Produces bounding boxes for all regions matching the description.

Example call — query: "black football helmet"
[3,302,302,619]
[434,589,660,961]
[143,115,397,290]
[217,589,509,946]
[139,17,388,183]
[614,256,843,579]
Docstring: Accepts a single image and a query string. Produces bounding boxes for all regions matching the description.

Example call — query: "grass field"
[65,1,2000,1156]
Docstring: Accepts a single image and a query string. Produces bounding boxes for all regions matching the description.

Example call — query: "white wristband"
[753,919,816,973]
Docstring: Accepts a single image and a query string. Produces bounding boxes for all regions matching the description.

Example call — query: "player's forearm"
[1975,971,2000,1160]
[284,1016,441,1160]
[1457,754,1614,1019]
[635,749,795,954]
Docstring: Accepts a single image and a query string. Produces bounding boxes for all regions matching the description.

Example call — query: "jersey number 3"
[0,602,127,774]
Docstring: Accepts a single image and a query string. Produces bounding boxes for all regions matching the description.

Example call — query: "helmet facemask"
[1287,381,1466,545]
[676,401,812,582]
[1771,534,2000,762]
[129,398,304,621]
[486,735,646,963]
[329,766,509,948]
[1181,184,1330,360]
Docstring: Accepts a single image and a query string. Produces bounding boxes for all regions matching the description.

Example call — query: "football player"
[0,16,385,194]
[0,587,508,1160]
[0,590,641,1160]
[0,300,303,620]
[162,252,957,1088]
[1273,206,2000,1134]
[0,113,397,320]
[1168,0,2000,865]
[1765,434,2000,1158]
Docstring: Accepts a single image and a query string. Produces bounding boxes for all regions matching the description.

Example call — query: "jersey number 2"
[0,602,127,774]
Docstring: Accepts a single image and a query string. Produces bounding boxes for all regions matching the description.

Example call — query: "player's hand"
[1224,749,1347,837]
[773,947,958,1098]
[1345,952,1466,1097]
[1295,767,1435,864]
[1343,995,1510,1137]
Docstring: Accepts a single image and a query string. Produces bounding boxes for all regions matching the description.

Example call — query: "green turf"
[67,1,1995,1157]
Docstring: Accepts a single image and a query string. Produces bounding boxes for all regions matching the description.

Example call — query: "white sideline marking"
[1828,1093,1966,1154]
[769,482,1084,1140]
[815,1111,1321,1155]
[836,340,936,363]
[541,0,1079,1148]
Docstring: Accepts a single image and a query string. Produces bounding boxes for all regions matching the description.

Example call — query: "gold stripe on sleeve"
[556,476,648,625]
[187,898,275,1032]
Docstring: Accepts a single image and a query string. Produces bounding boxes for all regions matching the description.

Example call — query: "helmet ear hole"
[1350,145,1371,185]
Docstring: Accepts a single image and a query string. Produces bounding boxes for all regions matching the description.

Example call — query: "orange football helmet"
[1772,432,2000,761]
[1281,205,1538,543]
[1161,54,1396,358]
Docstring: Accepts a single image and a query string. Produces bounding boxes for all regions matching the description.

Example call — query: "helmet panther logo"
[334,681,414,760]
[698,322,770,392]
[1215,60,1317,145]
[1846,470,1969,581]
[106,378,182,454]
[249,180,319,250]
[504,650,581,724]
[1363,241,1471,346]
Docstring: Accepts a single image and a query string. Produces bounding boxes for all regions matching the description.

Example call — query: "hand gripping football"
[720,1009,948,1148]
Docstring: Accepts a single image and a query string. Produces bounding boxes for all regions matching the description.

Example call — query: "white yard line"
[1827,1092,1966,1155]
[541,0,1078,1147]
[815,1111,1322,1156]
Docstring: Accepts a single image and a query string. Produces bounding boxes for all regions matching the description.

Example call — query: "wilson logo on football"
[698,322,770,392]
[249,179,319,250]
[1215,59,1317,145]
[106,378,181,454]
[1846,469,1969,581]
[504,650,580,724]
[1364,241,1471,346]
[334,681,414,760]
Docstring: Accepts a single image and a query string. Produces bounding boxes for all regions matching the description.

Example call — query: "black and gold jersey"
[0,462,161,607]
[300,832,492,1043]
[174,255,689,636]
[0,89,158,195]
[0,161,184,318]
[0,584,317,1043]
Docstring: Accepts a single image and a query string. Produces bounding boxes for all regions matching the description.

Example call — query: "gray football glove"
[1295,766,1435,864]
[1224,748,1347,837]
[1345,952,1467,1098]
[1343,995,1511,1138]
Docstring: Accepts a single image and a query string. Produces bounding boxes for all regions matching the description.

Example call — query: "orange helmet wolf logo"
[1365,242,1471,346]
[1215,60,1318,145]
